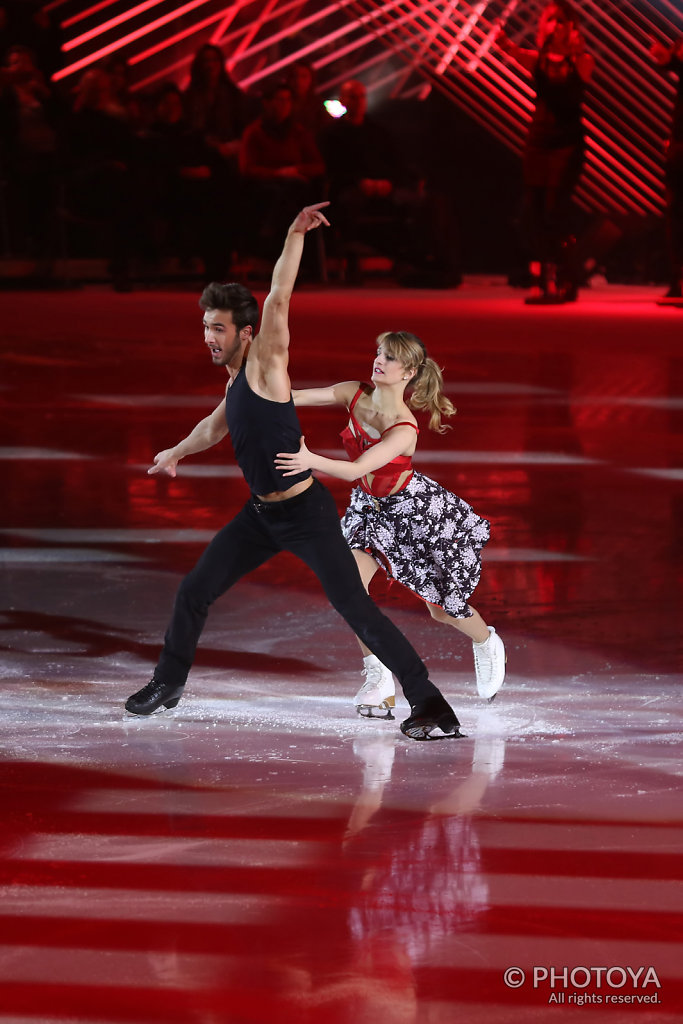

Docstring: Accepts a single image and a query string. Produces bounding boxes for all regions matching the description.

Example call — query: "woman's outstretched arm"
[275,427,416,482]
[292,380,359,407]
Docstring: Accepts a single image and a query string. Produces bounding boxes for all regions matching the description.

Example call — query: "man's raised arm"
[250,203,329,397]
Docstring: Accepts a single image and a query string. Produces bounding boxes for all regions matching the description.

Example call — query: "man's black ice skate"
[125,676,184,716]
[400,694,464,741]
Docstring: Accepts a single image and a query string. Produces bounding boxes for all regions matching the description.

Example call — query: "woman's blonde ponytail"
[408,357,455,433]
[376,331,456,433]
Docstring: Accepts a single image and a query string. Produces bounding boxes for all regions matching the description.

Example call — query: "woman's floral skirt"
[340,471,490,618]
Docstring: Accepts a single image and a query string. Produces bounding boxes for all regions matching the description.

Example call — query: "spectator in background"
[239,81,325,261]
[64,64,139,289]
[183,43,248,265]
[0,1,62,77]
[141,82,232,282]
[286,59,328,141]
[103,54,143,130]
[183,43,248,173]
[497,1,594,304]
[650,35,683,304]
[322,80,395,203]
[321,79,446,285]
[0,43,60,269]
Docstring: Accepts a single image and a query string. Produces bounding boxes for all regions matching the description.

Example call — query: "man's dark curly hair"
[198,282,259,332]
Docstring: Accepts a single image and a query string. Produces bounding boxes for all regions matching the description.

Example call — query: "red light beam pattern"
[50,0,683,216]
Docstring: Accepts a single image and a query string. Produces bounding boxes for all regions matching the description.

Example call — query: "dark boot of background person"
[524,261,563,305]
[657,270,683,304]
[557,234,580,302]
[523,260,544,303]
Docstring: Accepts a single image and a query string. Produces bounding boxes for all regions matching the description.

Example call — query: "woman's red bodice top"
[339,386,418,498]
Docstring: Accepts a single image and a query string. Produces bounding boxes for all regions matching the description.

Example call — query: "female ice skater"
[276,330,506,718]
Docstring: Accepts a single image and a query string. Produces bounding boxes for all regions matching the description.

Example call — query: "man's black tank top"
[225,365,311,495]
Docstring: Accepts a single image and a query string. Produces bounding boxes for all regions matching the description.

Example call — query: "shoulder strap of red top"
[381,421,419,436]
[348,385,366,414]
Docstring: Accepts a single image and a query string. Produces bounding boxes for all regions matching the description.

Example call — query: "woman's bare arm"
[275,426,416,482]
[292,381,359,408]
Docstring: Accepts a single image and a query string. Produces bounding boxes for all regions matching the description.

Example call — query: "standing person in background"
[125,205,464,742]
[65,64,138,290]
[321,79,454,286]
[497,2,594,304]
[141,82,228,283]
[286,59,329,142]
[183,43,248,274]
[0,43,59,272]
[650,35,683,304]
[278,330,506,717]
[183,43,247,170]
[239,81,325,265]
[103,54,142,129]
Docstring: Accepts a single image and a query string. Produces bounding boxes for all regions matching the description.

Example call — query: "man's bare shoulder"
[244,334,290,401]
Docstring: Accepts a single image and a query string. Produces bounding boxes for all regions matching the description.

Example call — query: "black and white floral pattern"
[340,471,490,618]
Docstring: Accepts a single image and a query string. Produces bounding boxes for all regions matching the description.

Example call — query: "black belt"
[251,479,314,514]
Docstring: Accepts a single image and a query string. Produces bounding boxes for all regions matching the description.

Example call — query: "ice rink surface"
[1,281,681,1022]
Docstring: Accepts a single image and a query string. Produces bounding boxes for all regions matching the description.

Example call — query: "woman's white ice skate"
[472,626,506,701]
[354,656,395,719]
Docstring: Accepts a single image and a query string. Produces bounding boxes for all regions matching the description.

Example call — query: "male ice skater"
[125,202,462,740]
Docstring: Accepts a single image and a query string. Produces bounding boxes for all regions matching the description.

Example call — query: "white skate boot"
[472,626,506,701]
[354,655,396,719]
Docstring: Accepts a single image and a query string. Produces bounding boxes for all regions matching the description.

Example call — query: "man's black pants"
[155,479,440,707]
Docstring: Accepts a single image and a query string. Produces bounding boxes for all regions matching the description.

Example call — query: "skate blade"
[484,679,505,703]
[401,723,466,741]
[357,703,395,720]
[125,705,177,717]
